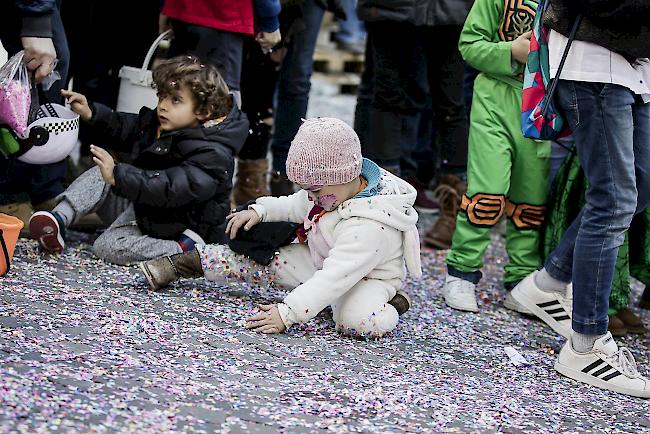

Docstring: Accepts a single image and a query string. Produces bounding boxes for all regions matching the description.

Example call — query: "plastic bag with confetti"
[0,51,31,137]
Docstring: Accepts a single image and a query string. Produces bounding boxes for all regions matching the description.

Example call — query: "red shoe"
[407,177,440,214]
[29,211,65,253]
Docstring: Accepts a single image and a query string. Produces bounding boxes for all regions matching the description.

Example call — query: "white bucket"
[116,30,171,114]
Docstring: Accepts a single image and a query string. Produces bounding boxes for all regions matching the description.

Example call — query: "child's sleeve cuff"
[277,303,295,329]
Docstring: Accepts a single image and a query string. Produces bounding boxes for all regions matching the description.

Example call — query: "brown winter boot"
[607,314,628,337]
[139,248,204,291]
[616,308,648,334]
[423,184,461,250]
[437,173,467,196]
[232,159,271,206]
[270,171,295,197]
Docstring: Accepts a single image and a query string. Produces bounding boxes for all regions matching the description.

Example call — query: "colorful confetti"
[0,216,648,433]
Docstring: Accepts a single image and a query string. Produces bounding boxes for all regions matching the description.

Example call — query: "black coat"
[88,101,248,243]
[545,0,650,59]
[357,0,472,26]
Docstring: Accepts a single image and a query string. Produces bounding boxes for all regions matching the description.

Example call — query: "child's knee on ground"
[332,279,399,337]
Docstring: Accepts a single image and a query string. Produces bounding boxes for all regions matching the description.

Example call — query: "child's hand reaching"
[511,31,532,64]
[245,304,286,334]
[90,145,116,186]
[225,209,261,239]
[61,89,93,122]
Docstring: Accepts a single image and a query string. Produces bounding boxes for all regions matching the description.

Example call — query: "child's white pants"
[199,243,399,337]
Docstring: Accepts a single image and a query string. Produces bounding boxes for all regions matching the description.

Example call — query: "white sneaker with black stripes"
[555,332,650,398]
[511,271,572,338]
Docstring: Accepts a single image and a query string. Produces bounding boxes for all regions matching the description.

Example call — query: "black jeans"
[356,22,468,178]
[0,3,69,205]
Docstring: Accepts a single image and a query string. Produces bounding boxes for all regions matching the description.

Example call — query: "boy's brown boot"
[232,159,271,206]
[270,171,295,197]
[607,314,628,337]
[423,184,461,250]
[616,308,648,334]
[140,248,203,291]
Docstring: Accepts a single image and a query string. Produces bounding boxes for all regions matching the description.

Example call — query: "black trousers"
[355,22,468,178]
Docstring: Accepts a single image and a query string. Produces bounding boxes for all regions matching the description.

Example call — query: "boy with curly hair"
[29,56,249,265]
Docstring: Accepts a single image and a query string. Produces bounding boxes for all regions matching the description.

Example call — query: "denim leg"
[271,0,325,174]
[547,81,643,335]
[354,35,374,151]
[335,0,365,44]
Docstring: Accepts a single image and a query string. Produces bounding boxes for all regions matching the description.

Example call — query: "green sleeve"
[458,0,516,77]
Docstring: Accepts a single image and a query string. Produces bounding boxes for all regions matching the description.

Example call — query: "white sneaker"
[511,271,572,338]
[503,291,533,315]
[555,332,650,398]
[443,274,478,312]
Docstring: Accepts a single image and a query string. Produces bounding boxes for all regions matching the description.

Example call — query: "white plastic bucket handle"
[138,30,172,83]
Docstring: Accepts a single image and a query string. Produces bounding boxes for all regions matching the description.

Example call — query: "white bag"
[116,30,171,114]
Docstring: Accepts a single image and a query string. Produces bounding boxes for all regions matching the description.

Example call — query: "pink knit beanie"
[286,117,362,186]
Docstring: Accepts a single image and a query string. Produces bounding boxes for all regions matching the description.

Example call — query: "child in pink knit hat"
[140,117,422,337]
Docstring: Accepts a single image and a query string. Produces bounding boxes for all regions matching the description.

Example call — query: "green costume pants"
[446,74,549,285]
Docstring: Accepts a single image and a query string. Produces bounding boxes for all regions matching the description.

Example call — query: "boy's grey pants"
[55,167,182,265]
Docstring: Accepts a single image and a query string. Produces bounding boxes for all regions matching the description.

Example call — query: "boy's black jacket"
[88,99,248,243]
[545,0,650,59]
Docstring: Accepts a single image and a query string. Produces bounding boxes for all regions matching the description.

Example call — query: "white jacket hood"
[337,160,422,277]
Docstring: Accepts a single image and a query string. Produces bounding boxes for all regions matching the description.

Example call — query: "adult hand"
[256,30,281,51]
[90,145,116,186]
[245,304,286,334]
[511,31,532,64]
[225,209,261,239]
[21,37,56,83]
[61,90,93,121]
[159,13,172,34]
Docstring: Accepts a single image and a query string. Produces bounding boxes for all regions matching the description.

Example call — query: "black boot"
[270,171,295,197]
[139,248,203,291]
[388,290,412,316]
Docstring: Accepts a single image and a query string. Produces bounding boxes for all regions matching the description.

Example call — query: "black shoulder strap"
[542,13,583,117]
[0,229,10,276]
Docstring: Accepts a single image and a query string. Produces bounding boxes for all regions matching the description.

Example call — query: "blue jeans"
[335,0,365,45]
[271,0,325,174]
[545,80,650,335]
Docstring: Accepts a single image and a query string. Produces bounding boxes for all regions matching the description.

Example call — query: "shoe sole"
[511,283,572,339]
[29,212,64,253]
[138,262,158,291]
[554,360,650,399]
[443,294,479,313]
[503,297,533,316]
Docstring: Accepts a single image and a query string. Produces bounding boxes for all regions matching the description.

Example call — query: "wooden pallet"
[313,46,365,74]
[312,72,360,95]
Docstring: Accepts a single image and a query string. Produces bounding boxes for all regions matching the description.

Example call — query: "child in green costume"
[443,0,550,313]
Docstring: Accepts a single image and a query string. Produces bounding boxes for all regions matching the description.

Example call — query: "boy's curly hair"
[152,55,232,118]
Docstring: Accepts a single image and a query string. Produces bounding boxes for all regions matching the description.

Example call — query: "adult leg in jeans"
[271,0,325,175]
[545,81,650,337]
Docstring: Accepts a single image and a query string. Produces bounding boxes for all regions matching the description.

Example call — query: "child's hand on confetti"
[245,304,286,334]
[225,209,261,239]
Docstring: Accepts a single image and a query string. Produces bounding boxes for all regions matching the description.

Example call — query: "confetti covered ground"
[1,214,649,434]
